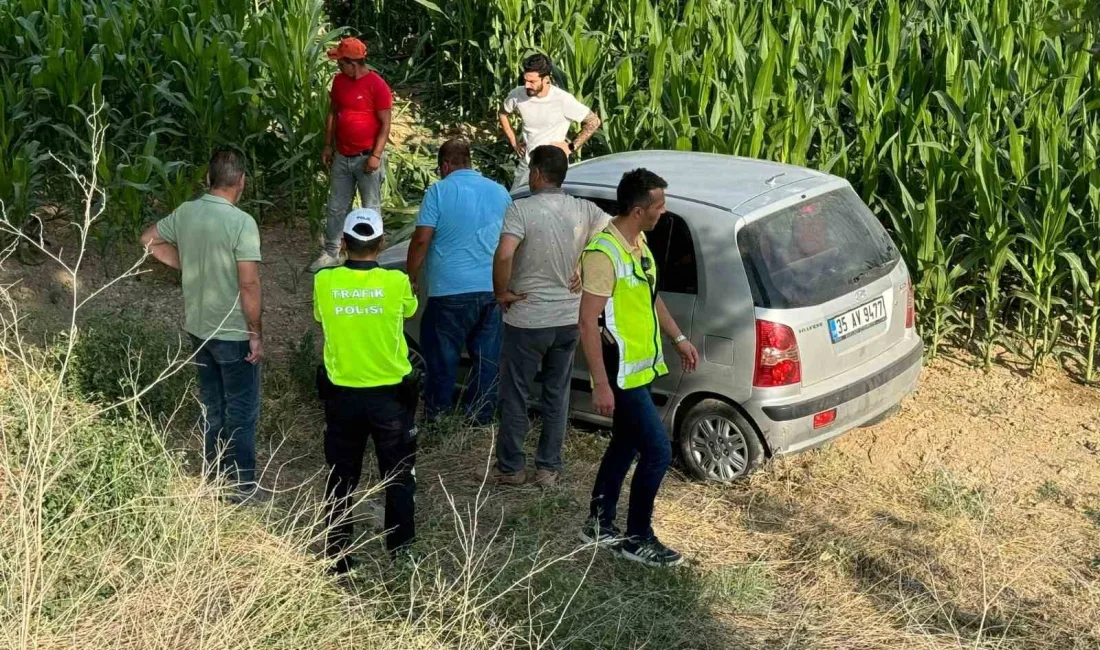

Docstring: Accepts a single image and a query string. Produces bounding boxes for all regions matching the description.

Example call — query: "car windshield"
[737,187,899,309]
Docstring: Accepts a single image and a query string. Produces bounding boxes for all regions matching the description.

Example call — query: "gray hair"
[208,149,246,189]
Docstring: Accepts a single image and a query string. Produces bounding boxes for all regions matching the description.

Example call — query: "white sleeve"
[502,88,522,114]
[562,91,591,122]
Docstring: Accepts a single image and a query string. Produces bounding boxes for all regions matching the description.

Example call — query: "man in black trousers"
[314,207,420,573]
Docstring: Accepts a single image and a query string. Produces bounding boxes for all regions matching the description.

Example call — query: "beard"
[525,87,538,97]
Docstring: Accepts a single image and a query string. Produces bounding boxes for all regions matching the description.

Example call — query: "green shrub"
[66,311,194,419]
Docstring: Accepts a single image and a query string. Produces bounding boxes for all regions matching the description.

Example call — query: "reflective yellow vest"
[584,231,668,389]
[313,263,418,388]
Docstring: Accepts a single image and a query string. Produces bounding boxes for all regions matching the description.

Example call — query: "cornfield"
[361,0,1099,375]
[2,0,1099,377]
[0,0,339,248]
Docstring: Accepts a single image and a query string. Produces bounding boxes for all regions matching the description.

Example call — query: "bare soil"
[6,218,1099,649]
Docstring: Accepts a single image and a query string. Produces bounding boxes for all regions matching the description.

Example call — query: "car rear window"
[737,187,900,309]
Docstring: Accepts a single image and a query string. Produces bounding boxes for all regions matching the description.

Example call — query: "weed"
[288,328,321,400]
[418,413,488,454]
[1037,480,1062,502]
[67,310,193,420]
[921,468,994,519]
[704,563,775,614]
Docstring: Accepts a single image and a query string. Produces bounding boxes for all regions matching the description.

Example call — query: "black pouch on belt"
[397,371,421,411]
[315,364,335,402]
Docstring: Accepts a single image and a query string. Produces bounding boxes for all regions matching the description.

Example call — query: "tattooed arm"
[571,111,601,153]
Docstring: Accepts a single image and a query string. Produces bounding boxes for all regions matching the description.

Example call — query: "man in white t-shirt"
[499,53,602,191]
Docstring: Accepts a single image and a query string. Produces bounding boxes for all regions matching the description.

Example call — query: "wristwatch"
[568,141,576,153]
[673,334,687,344]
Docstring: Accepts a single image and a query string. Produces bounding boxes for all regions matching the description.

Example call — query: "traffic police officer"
[314,208,419,573]
[576,168,700,568]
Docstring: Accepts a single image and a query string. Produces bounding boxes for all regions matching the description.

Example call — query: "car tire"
[406,336,426,376]
[678,399,764,482]
[860,402,901,428]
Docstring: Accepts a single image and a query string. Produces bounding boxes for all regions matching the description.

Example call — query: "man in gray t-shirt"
[489,145,610,486]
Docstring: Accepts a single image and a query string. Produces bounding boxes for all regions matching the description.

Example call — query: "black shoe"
[619,536,684,568]
[225,486,272,506]
[578,517,623,547]
[326,555,357,576]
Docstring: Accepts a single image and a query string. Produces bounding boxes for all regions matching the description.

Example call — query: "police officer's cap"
[343,208,384,242]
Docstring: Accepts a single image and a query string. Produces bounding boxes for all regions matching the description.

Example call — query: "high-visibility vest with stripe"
[584,231,668,389]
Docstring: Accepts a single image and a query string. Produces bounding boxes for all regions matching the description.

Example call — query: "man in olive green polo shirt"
[140,149,265,503]
[314,208,419,573]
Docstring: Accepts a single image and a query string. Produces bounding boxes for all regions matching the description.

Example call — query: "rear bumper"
[745,339,923,455]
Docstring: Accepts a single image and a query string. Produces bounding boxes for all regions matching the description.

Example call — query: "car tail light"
[813,409,837,429]
[904,279,915,329]
[753,320,801,387]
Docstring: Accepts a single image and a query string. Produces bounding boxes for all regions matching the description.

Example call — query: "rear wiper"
[849,270,875,285]
[848,258,893,284]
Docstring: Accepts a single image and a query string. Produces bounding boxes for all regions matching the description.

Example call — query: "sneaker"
[309,252,342,273]
[531,468,559,488]
[478,465,529,486]
[225,486,273,506]
[577,516,623,547]
[619,536,684,568]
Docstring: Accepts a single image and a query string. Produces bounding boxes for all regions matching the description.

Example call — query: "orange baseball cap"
[327,37,367,60]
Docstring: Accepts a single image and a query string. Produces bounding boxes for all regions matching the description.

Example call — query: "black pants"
[322,377,418,557]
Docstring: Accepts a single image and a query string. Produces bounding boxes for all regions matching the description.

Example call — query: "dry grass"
[0,110,601,650]
[8,212,1100,649]
[5,97,1100,650]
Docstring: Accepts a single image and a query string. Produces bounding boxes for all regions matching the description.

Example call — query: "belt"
[345,149,374,158]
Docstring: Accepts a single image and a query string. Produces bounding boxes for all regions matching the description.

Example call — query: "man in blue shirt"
[407,139,512,424]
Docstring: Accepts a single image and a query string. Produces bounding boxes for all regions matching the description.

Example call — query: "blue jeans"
[420,292,502,424]
[589,347,671,539]
[190,335,261,490]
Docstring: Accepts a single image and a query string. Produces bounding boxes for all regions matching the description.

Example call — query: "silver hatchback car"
[380,151,923,482]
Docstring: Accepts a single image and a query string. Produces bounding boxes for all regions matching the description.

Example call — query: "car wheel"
[406,336,426,376]
[678,399,764,482]
[860,402,901,428]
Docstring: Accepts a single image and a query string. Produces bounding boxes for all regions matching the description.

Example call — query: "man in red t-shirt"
[311,37,395,272]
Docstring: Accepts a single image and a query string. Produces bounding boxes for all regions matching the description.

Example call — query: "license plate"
[829,296,887,343]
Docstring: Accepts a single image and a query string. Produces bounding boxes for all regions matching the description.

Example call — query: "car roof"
[561,151,840,215]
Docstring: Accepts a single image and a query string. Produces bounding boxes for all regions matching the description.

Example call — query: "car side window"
[661,215,698,294]
[588,198,698,295]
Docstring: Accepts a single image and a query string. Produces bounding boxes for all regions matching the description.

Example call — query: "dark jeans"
[322,377,418,556]
[588,344,671,540]
[420,292,502,424]
[190,335,261,491]
[496,324,579,474]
